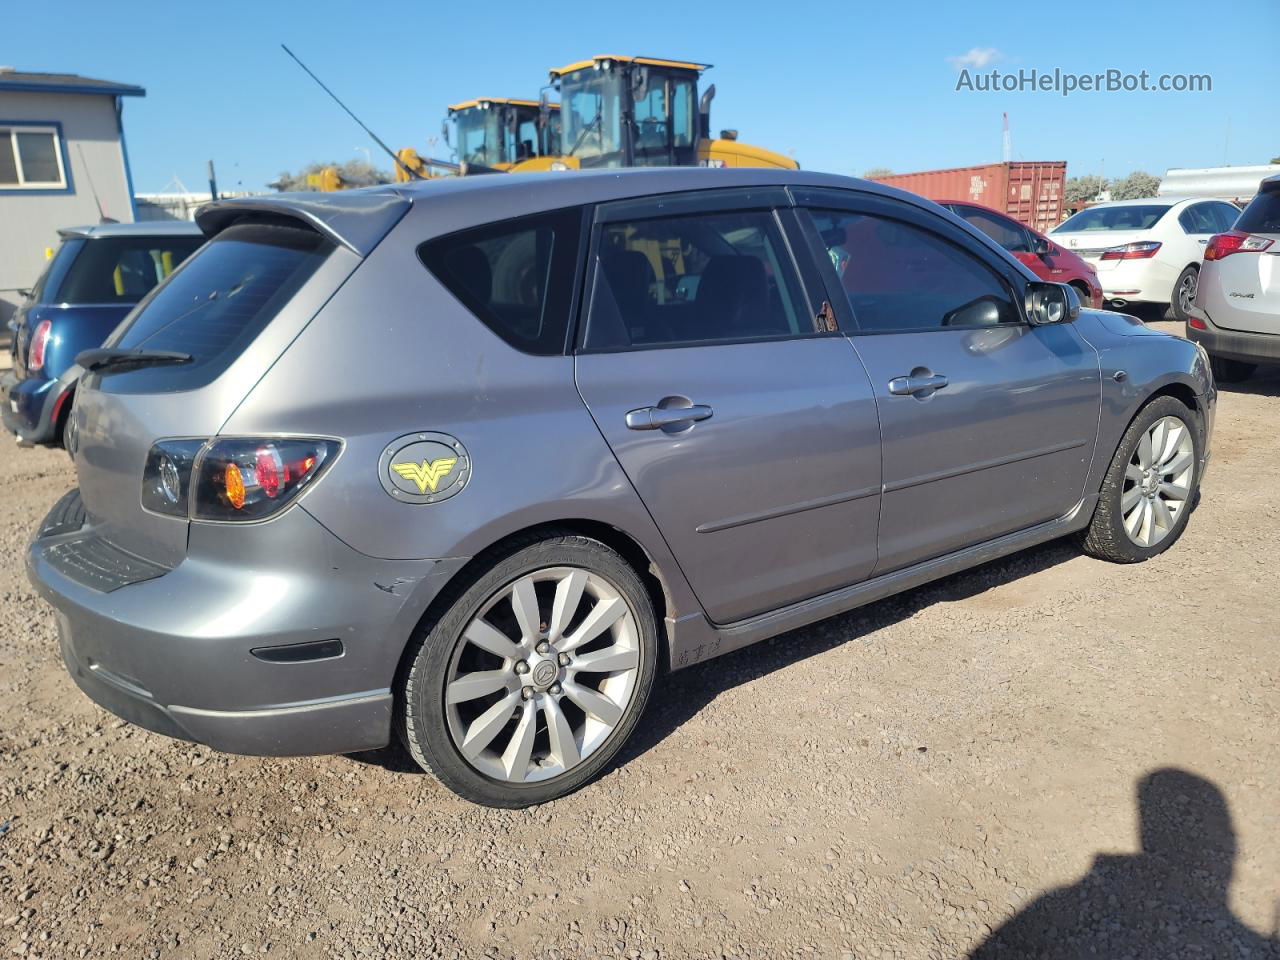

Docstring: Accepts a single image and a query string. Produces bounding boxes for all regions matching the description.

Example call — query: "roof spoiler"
[195,190,412,257]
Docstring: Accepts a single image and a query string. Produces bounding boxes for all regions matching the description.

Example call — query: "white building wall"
[0,91,134,322]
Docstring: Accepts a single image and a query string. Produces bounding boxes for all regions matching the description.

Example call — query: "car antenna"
[76,144,114,222]
[280,43,424,182]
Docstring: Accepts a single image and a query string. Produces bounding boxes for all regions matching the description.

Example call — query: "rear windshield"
[53,235,204,304]
[102,223,334,392]
[1236,190,1280,234]
[1055,205,1171,233]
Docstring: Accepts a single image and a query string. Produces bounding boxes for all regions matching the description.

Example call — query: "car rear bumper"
[1,369,71,445]
[1187,312,1280,364]
[1097,258,1178,305]
[28,490,465,756]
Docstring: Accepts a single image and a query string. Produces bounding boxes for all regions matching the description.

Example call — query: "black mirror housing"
[1025,282,1080,326]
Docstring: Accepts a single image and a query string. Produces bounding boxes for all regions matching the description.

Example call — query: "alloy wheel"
[1121,416,1194,547]
[1177,271,1198,316]
[444,566,641,783]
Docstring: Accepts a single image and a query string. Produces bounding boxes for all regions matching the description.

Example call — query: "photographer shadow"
[970,768,1279,958]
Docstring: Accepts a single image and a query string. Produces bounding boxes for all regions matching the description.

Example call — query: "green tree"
[1065,175,1107,206]
[269,160,392,192]
[863,167,894,179]
[1109,171,1161,201]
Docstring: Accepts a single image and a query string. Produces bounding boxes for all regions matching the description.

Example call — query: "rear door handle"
[625,403,714,430]
[888,373,949,396]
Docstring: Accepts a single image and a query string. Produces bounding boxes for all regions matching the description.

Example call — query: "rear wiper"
[76,348,193,375]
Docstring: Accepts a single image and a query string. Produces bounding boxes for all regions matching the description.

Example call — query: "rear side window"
[1236,191,1280,234]
[54,235,204,304]
[582,210,811,350]
[1178,204,1220,235]
[951,207,1031,253]
[808,209,1021,333]
[105,223,333,391]
[418,207,584,355]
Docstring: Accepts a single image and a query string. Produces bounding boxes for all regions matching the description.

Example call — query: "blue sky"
[9,0,1277,193]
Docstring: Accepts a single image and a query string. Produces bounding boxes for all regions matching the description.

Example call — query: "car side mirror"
[1031,236,1051,257]
[1026,282,1080,325]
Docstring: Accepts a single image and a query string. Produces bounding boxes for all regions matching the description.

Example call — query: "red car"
[940,200,1103,308]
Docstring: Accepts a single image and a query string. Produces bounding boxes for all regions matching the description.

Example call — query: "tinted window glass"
[809,210,1020,332]
[953,206,1031,253]
[1055,205,1171,232]
[1236,191,1280,234]
[1178,204,1220,235]
[419,206,583,355]
[107,223,333,391]
[583,210,810,350]
[54,235,203,304]
[1211,203,1240,232]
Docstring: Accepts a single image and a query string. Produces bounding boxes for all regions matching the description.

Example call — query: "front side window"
[953,206,1031,253]
[808,209,1021,333]
[0,126,66,188]
[55,235,204,304]
[583,210,810,350]
[419,207,584,355]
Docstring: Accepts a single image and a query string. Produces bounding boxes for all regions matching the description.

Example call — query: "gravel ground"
[2,321,1277,959]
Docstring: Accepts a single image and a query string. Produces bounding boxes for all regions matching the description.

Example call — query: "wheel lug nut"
[521,686,534,701]
[536,641,551,655]
[515,661,530,675]
[549,683,562,695]
[557,653,570,667]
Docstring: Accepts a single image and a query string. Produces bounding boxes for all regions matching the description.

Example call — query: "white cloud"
[947,47,1003,71]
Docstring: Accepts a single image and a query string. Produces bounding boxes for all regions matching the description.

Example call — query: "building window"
[0,126,68,189]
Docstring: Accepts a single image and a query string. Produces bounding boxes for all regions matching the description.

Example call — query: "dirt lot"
[1,321,1277,959]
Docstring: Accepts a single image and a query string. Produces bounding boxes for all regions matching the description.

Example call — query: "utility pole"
[207,160,219,201]
[1002,113,1011,163]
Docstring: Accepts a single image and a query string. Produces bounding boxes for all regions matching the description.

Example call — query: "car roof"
[197,167,933,257]
[1074,196,1224,211]
[58,220,204,240]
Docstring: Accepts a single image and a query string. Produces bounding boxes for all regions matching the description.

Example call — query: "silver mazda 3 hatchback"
[28,169,1216,807]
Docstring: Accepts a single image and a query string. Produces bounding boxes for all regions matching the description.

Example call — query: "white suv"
[1051,197,1241,320]
[1187,174,1280,381]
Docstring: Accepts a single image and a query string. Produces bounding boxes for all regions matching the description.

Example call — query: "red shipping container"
[869,162,1067,233]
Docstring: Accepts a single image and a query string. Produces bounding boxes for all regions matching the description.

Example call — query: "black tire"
[1169,265,1199,323]
[1070,283,1094,310]
[1208,355,1256,384]
[399,533,658,807]
[1080,396,1201,563]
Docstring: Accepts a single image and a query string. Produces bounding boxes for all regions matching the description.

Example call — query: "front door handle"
[625,403,714,431]
[888,372,949,397]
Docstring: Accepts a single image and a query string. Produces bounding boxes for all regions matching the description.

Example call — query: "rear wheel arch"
[393,519,675,693]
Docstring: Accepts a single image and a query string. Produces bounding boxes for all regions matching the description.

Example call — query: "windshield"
[454,108,502,166]
[560,69,624,164]
[53,235,203,304]
[1054,205,1171,233]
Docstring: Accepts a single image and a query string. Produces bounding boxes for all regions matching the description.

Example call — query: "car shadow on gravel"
[1217,368,1280,398]
[968,768,1280,958]
[349,538,1082,780]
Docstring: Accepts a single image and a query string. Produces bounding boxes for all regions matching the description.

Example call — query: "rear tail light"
[28,319,52,372]
[1204,231,1274,261]
[1100,241,1162,261]
[142,437,339,521]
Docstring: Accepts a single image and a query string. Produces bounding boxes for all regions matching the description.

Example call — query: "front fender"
[1073,310,1214,493]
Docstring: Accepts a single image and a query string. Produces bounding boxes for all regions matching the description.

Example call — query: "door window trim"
[575,198,831,355]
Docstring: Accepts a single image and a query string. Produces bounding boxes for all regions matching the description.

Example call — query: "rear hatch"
[68,191,410,567]
[1207,186,1280,335]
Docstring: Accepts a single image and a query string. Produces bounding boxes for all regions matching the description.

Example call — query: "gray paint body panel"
[27,168,1216,759]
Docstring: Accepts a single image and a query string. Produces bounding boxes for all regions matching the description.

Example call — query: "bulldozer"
[508,56,797,172]
[440,98,561,172]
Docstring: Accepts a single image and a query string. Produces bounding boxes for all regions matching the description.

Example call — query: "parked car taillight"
[1204,231,1274,261]
[27,319,52,372]
[1100,241,1163,261]
[142,437,340,522]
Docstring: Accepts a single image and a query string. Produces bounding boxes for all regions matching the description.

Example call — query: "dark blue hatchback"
[3,221,204,446]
